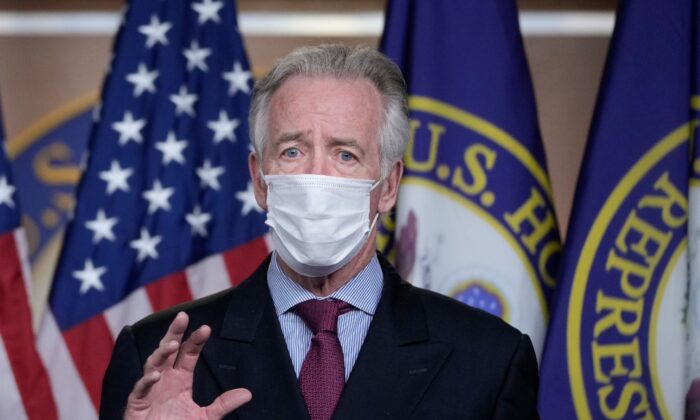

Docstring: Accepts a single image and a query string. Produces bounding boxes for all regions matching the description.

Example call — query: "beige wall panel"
[0,32,610,234]
[245,36,378,77]
[524,36,609,235]
[0,36,112,138]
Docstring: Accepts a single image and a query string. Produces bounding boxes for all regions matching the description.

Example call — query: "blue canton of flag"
[37,1,269,417]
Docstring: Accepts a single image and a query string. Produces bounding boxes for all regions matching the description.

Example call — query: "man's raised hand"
[124,312,251,419]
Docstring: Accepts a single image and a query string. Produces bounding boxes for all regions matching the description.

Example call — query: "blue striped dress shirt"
[267,253,384,381]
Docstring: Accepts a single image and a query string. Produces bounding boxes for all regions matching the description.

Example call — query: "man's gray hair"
[249,44,409,179]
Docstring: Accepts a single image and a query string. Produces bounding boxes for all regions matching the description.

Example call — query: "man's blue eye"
[284,148,299,158]
[339,151,354,161]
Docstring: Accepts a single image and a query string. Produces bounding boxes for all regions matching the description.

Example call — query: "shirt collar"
[267,252,383,316]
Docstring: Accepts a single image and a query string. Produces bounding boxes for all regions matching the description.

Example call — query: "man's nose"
[307,152,329,175]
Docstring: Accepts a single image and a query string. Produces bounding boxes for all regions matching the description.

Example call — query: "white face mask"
[263,174,380,277]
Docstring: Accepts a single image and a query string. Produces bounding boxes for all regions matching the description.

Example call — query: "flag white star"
[126,62,159,97]
[99,160,134,194]
[142,180,175,214]
[130,228,162,262]
[169,85,198,117]
[183,40,212,72]
[0,176,16,207]
[197,160,225,190]
[138,14,172,48]
[73,259,107,294]
[186,205,212,237]
[112,111,146,145]
[207,110,239,143]
[235,181,263,216]
[85,209,118,244]
[155,131,188,165]
[222,61,251,96]
[192,0,224,24]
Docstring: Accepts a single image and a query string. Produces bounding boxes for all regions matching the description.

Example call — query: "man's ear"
[378,160,403,213]
[249,152,268,211]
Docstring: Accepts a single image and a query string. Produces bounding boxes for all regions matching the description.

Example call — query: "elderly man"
[100,44,539,419]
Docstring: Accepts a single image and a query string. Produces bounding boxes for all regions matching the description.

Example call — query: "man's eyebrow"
[328,137,365,157]
[273,131,306,146]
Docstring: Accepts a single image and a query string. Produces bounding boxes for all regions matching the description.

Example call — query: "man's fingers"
[129,370,161,400]
[143,312,188,374]
[173,324,211,372]
[160,311,189,346]
[143,339,179,374]
[205,388,252,419]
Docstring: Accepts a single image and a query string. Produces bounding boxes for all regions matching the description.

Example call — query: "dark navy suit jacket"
[100,254,539,419]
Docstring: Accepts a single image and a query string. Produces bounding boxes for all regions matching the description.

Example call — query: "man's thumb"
[206,388,252,419]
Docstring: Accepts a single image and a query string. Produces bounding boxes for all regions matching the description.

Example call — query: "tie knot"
[292,299,353,334]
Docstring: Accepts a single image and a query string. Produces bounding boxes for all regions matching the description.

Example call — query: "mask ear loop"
[368,212,380,232]
[368,175,383,232]
[370,173,385,192]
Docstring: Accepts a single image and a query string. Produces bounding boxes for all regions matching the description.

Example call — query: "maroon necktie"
[292,299,353,420]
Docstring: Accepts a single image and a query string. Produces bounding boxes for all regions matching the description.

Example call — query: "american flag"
[0,104,58,419]
[37,0,269,417]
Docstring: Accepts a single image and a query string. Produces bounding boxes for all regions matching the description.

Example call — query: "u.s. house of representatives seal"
[378,96,561,356]
[567,121,690,419]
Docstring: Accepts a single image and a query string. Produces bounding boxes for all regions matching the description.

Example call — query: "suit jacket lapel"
[199,254,450,419]
[333,257,453,419]
[200,257,309,420]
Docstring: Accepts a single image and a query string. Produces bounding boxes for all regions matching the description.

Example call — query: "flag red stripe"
[146,270,193,312]
[62,314,114,410]
[222,237,269,286]
[0,231,58,420]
